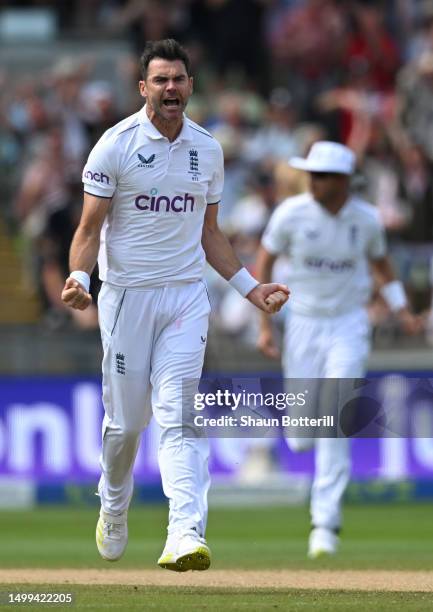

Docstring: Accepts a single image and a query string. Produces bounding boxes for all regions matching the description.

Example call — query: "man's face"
[309,172,349,205]
[139,58,193,123]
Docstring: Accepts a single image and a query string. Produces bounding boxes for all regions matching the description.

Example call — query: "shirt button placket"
[161,140,171,180]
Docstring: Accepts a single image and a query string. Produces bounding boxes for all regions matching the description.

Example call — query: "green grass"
[0,503,431,570]
[1,586,433,611]
[0,504,432,610]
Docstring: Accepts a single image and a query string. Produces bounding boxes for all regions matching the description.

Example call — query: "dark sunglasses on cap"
[310,172,344,179]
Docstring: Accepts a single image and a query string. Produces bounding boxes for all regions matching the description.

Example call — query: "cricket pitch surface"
[0,569,432,592]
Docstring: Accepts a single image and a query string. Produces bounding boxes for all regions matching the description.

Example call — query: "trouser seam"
[111,289,127,336]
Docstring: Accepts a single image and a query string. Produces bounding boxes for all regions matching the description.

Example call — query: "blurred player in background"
[61,39,288,572]
[256,141,420,558]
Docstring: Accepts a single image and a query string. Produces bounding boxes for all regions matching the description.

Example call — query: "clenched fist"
[61,277,92,311]
[247,283,290,314]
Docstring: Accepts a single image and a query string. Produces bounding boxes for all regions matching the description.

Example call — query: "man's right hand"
[61,277,92,311]
[257,327,280,360]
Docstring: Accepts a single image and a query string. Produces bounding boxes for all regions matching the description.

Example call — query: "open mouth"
[163,98,180,108]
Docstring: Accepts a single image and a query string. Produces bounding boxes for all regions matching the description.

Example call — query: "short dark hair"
[140,39,191,79]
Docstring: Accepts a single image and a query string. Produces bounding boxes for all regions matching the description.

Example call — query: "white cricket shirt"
[82,106,224,287]
[262,192,387,316]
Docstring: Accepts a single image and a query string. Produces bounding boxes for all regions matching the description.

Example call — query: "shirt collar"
[138,105,193,142]
[337,197,354,219]
[312,194,353,219]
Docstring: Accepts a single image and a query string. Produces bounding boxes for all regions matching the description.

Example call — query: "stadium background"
[0,1,433,608]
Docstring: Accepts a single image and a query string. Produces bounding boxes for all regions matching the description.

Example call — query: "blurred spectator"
[273,160,309,202]
[404,0,433,61]
[6,78,51,138]
[397,49,433,162]
[395,143,433,243]
[107,0,186,53]
[209,123,249,228]
[361,141,410,234]
[187,0,271,93]
[228,166,277,236]
[79,81,122,144]
[345,1,401,92]
[268,0,348,112]
[243,88,298,164]
[13,124,98,329]
[15,126,70,242]
[46,58,91,172]
[0,109,21,219]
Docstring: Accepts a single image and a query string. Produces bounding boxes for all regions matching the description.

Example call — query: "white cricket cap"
[289,141,355,175]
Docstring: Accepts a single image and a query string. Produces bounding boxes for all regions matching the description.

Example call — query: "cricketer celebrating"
[61,39,288,571]
[256,141,419,558]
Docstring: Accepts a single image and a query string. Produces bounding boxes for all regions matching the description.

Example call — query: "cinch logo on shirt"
[304,256,355,272]
[84,170,110,184]
[135,193,196,213]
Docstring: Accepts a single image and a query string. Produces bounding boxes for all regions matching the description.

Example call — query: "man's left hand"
[247,283,290,314]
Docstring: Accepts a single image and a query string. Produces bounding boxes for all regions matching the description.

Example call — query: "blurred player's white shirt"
[82,106,224,287]
[262,192,386,317]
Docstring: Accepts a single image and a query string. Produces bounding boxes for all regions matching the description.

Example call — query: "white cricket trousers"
[97,280,211,536]
[283,308,370,530]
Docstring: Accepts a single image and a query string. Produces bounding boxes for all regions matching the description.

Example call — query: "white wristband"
[70,270,91,293]
[380,280,407,312]
[229,267,259,297]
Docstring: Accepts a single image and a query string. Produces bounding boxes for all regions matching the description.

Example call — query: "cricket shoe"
[308,527,339,559]
[158,528,211,572]
[96,509,128,561]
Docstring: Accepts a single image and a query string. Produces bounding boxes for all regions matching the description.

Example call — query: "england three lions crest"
[188,149,201,181]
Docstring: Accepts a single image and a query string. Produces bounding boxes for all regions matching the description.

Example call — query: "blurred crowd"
[1,0,433,342]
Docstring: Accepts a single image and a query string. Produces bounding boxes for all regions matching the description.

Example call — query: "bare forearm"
[202,225,242,280]
[256,246,276,329]
[370,256,396,288]
[371,255,414,318]
[256,255,273,285]
[69,225,101,274]
[62,193,109,309]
